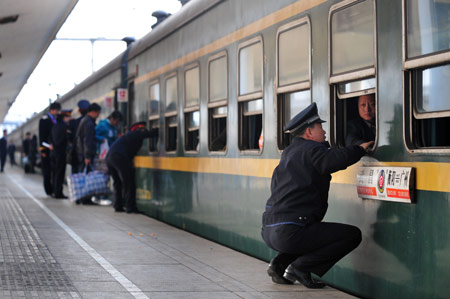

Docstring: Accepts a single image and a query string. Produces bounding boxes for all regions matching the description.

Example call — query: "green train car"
[10,0,450,298]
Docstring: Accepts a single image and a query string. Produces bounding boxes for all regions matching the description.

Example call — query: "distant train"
[9,0,450,298]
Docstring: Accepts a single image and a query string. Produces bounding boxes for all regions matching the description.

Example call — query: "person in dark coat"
[75,103,101,172]
[346,94,376,145]
[51,109,72,199]
[7,143,16,166]
[106,122,156,213]
[0,129,7,172]
[69,99,89,174]
[261,102,373,288]
[39,102,61,196]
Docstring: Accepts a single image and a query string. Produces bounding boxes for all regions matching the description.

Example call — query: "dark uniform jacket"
[75,115,97,162]
[39,114,55,154]
[51,115,69,153]
[0,137,6,156]
[107,129,154,160]
[263,137,366,227]
[22,139,31,156]
[346,117,375,146]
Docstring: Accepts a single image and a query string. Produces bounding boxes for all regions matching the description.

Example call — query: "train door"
[329,0,377,148]
[127,81,135,129]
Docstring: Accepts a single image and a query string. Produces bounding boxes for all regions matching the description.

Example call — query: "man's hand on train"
[360,141,374,152]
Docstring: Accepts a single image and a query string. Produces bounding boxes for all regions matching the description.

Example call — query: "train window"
[148,81,160,153]
[403,0,450,150]
[208,52,228,152]
[329,0,377,148]
[165,74,178,152]
[238,37,263,152]
[276,18,311,149]
[184,64,200,152]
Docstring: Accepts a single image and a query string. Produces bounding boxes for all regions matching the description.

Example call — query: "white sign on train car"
[356,166,415,203]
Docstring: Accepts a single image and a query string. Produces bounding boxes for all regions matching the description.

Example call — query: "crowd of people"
[34,99,155,213]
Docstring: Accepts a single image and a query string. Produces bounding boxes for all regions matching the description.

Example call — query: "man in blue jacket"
[106,122,156,213]
[95,110,122,151]
[262,102,373,288]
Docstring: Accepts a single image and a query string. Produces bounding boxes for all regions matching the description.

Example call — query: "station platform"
[0,165,354,299]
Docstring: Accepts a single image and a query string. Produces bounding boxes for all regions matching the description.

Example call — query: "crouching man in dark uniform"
[106,122,156,213]
[262,102,373,288]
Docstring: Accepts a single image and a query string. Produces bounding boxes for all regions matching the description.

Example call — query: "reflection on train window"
[208,52,228,152]
[165,116,177,152]
[329,0,377,148]
[276,18,311,149]
[239,99,263,150]
[185,111,200,151]
[238,37,263,152]
[184,65,200,152]
[404,0,450,150]
[148,81,160,153]
[165,74,178,152]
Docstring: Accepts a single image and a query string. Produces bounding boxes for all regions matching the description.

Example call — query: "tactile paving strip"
[0,187,81,298]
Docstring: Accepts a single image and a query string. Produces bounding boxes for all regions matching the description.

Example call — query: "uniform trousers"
[0,153,6,172]
[41,154,53,195]
[262,222,362,277]
[52,150,66,197]
[106,152,136,211]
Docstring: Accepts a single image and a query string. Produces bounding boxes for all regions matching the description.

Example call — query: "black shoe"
[283,265,326,289]
[114,207,125,212]
[126,208,140,214]
[267,261,293,285]
[54,194,68,199]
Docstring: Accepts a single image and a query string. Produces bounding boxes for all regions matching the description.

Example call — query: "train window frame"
[402,0,450,153]
[237,36,264,154]
[328,0,378,149]
[207,51,228,154]
[148,79,160,154]
[184,63,201,153]
[275,17,312,151]
[164,72,178,154]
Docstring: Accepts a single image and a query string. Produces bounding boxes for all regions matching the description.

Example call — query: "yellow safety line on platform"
[135,156,450,193]
[135,0,327,85]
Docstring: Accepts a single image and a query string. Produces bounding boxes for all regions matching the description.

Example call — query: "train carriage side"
[130,0,450,298]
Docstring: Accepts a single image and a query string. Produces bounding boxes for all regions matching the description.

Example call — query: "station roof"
[0,0,78,123]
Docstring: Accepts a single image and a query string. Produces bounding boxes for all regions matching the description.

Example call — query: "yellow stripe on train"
[135,156,450,193]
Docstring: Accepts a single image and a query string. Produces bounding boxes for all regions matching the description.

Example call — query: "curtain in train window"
[329,0,377,148]
[148,81,160,152]
[404,0,450,149]
[276,18,311,150]
[208,53,228,152]
[184,66,200,152]
[238,38,263,152]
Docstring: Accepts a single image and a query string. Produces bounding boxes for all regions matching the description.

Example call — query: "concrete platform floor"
[0,165,355,299]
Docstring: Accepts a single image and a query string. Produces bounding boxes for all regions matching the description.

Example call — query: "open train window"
[208,52,228,152]
[276,18,311,150]
[165,73,178,152]
[148,80,160,153]
[403,0,450,152]
[329,0,377,148]
[238,37,263,152]
[184,64,200,152]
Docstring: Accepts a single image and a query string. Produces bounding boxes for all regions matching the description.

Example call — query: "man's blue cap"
[77,99,90,110]
[285,102,325,133]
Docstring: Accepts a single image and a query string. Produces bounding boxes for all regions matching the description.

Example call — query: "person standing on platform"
[0,129,7,172]
[75,103,101,172]
[22,132,32,172]
[95,110,122,150]
[7,143,16,166]
[51,109,72,199]
[262,102,373,288]
[39,102,61,196]
[106,122,156,213]
[69,99,89,174]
